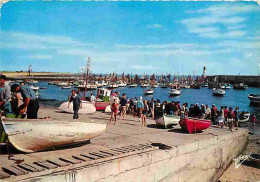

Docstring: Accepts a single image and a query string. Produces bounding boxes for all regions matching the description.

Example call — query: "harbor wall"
[25,129,248,182]
[209,75,260,87]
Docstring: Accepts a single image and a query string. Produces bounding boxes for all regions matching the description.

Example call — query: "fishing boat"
[118,81,127,87]
[57,82,68,86]
[212,88,225,96]
[248,94,260,104]
[58,100,96,114]
[30,85,39,91]
[27,80,38,84]
[169,85,181,96]
[77,84,97,90]
[95,88,111,111]
[179,117,211,134]
[141,83,149,88]
[160,84,168,88]
[201,83,208,87]
[233,83,247,90]
[129,83,138,87]
[155,115,180,128]
[62,86,72,89]
[238,112,250,123]
[107,84,118,89]
[151,84,158,88]
[0,117,106,153]
[225,83,231,89]
[144,89,154,95]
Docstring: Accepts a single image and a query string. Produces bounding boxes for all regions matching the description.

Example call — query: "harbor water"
[36,81,260,113]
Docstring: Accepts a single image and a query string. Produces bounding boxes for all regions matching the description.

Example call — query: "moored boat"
[107,84,118,89]
[141,83,149,88]
[129,83,138,87]
[179,117,211,134]
[233,83,247,90]
[169,85,181,96]
[155,115,180,128]
[248,94,260,104]
[62,86,72,89]
[95,88,111,111]
[0,117,106,153]
[58,100,96,114]
[212,88,225,96]
[144,89,154,95]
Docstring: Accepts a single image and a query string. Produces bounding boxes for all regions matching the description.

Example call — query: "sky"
[1,1,260,75]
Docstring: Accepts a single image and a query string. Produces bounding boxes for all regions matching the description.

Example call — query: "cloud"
[147,24,162,29]
[1,31,97,50]
[181,3,259,39]
[28,55,53,59]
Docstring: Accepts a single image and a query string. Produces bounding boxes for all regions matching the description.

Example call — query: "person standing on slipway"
[0,75,12,114]
[68,90,82,119]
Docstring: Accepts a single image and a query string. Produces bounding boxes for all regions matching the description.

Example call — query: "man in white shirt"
[90,94,96,106]
[205,104,211,120]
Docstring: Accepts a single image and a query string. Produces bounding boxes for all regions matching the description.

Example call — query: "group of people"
[106,92,257,131]
[0,75,39,119]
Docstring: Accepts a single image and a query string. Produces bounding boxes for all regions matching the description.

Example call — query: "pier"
[209,75,260,87]
[0,109,248,182]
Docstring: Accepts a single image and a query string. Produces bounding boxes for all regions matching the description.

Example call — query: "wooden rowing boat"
[0,117,106,153]
[58,100,96,114]
[155,115,180,128]
[179,117,211,134]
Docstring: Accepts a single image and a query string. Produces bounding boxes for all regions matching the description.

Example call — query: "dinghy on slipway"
[0,117,106,153]
[58,100,96,114]
[155,115,180,128]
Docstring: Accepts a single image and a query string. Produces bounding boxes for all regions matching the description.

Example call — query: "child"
[109,99,118,125]
[252,114,256,130]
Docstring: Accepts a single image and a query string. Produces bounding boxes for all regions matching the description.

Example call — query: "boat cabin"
[97,88,111,102]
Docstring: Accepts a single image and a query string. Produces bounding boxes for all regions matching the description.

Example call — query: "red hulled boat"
[179,117,211,134]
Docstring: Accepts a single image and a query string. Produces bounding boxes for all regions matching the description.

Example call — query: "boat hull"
[95,102,110,111]
[179,118,211,134]
[0,118,106,153]
[155,115,180,128]
[58,101,96,114]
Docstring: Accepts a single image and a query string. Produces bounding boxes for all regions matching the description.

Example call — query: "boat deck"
[0,109,248,181]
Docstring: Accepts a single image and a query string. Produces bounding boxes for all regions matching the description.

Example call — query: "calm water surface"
[37,81,260,113]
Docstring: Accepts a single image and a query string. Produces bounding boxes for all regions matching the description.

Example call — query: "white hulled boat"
[212,88,225,96]
[144,89,154,95]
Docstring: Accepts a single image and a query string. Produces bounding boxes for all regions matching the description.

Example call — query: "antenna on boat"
[83,57,91,99]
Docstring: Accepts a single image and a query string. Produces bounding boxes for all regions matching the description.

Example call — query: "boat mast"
[83,57,91,99]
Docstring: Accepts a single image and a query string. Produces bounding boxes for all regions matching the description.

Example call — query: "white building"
[203,66,207,77]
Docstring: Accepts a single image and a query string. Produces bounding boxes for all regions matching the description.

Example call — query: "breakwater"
[209,75,260,87]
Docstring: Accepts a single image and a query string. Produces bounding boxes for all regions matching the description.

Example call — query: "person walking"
[227,107,235,131]
[234,107,239,130]
[142,100,149,127]
[120,93,127,120]
[109,99,118,125]
[67,90,82,119]
[137,96,144,121]
[11,84,39,119]
[0,75,12,114]
[90,94,96,106]
[205,104,211,120]
[252,114,256,130]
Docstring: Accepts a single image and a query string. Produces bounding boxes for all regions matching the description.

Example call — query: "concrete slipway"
[0,111,248,182]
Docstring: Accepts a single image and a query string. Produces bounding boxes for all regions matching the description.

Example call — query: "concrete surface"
[0,108,249,182]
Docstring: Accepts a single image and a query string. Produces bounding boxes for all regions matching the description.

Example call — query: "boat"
[225,83,231,89]
[155,115,180,128]
[190,84,200,89]
[233,83,247,90]
[238,112,250,123]
[169,85,181,96]
[151,84,158,88]
[30,85,39,91]
[144,89,154,95]
[212,88,225,96]
[118,81,127,87]
[141,83,149,88]
[27,80,38,84]
[179,117,211,134]
[248,94,260,104]
[160,84,168,88]
[77,84,97,90]
[129,83,138,87]
[0,117,106,153]
[201,83,208,87]
[57,82,68,86]
[107,84,118,89]
[95,88,111,111]
[40,87,47,89]
[58,100,96,114]
[62,86,72,89]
